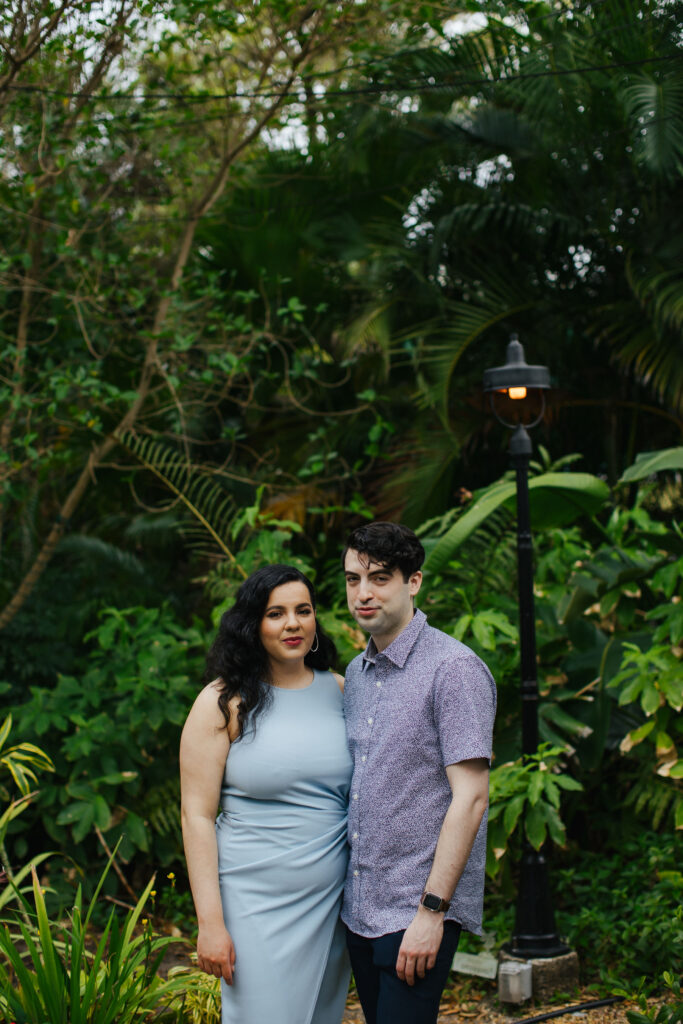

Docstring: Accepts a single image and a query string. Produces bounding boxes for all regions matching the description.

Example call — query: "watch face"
[422,892,442,911]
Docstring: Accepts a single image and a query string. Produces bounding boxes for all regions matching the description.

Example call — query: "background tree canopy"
[0,0,681,987]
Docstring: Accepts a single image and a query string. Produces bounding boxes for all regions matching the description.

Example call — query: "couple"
[180,521,496,1024]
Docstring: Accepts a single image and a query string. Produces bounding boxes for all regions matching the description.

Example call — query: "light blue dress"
[216,670,352,1024]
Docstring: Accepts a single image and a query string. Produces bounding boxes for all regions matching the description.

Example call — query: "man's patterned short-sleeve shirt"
[342,608,496,938]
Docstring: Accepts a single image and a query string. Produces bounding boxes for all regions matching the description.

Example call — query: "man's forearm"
[396,760,490,984]
[423,784,488,902]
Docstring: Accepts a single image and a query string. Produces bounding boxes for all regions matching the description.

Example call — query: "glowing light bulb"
[508,386,527,400]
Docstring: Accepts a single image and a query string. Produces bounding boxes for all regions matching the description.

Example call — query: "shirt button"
[353,793,358,800]
[353,870,359,877]
[367,717,373,724]
[376,681,382,688]
[361,755,367,762]
[353,832,358,839]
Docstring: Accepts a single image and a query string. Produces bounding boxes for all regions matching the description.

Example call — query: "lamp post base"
[505,934,571,959]
[509,845,572,959]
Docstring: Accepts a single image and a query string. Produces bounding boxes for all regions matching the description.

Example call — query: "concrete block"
[499,949,580,1002]
[498,961,533,1003]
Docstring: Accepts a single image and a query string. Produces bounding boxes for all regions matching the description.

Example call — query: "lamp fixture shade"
[483,335,550,393]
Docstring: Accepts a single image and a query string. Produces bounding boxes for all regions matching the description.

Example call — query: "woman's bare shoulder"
[331,671,345,694]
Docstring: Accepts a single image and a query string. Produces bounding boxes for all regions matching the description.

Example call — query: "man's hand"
[395,907,444,986]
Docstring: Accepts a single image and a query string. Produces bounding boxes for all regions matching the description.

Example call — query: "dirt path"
[161,941,646,1022]
[342,984,640,1023]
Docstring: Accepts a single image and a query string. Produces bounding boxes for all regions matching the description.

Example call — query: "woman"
[180,564,352,1024]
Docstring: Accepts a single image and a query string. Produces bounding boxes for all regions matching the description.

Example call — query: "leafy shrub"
[8,605,206,878]
[167,966,221,1024]
[554,833,683,981]
[624,971,683,1024]
[487,744,583,878]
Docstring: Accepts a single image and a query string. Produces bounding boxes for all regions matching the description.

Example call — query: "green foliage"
[419,457,682,836]
[619,449,683,484]
[472,833,681,989]
[0,715,54,802]
[553,834,682,984]
[9,605,205,869]
[623,971,683,1024]
[487,745,582,877]
[0,719,54,915]
[0,854,186,1024]
[609,641,683,829]
[424,472,610,575]
[117,432,243,571]
[167,966,221,1024]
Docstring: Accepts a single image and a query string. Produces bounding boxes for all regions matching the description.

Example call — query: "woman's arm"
[180,681,236,983]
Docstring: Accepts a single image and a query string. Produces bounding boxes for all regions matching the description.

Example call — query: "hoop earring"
[310,632,319,654]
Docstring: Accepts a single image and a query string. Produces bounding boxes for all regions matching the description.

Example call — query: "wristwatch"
[420,890,451,913]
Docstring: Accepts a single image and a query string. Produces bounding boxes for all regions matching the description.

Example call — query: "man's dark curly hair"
[203,564,336,738]
[342,521,425,581]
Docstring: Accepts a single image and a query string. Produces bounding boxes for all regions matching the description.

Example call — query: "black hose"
[514,995,625,1023]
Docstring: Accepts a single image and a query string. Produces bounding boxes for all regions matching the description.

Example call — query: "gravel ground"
[342,981,646,1023]
[161,940,655,1022]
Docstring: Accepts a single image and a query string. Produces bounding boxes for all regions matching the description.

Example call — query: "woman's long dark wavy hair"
[203,564,337,738]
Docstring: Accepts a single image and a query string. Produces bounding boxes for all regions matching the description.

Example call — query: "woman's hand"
[197,923,236,984]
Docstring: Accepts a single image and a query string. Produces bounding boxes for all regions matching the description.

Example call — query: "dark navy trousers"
[346,921,461,1024]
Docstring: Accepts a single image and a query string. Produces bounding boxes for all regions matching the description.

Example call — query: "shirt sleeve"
[432,653,496,767]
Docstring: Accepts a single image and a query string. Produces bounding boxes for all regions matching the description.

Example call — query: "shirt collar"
[361,608,427,670]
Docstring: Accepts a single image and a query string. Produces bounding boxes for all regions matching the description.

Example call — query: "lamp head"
[483,335,550,430]
[483,335,550,395]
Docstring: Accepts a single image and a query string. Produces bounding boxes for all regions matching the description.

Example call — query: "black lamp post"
[483,335,569,959]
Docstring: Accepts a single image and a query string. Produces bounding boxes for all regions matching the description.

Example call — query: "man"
[341,521,496,1024]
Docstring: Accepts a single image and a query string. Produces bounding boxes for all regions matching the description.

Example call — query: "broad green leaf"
[525,803,547,850]
[542,803,567,847]
[619,447,683,483]
[641,681,662,716]
[503,793,525,835]
[472,616,496,650]
[452,613,472,641]
[528,770,544,806]
[659,676,683,712]
[424,472,609,574]
[57,802,87,826]
[542,774,561,809]
[72,803,95,843]
[93,795,111,829]
[554,774,583,792]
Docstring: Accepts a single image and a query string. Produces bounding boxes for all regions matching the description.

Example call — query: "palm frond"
[416,268,536,421]
[626,258,683,336]
[591,256,683,412]
[624,769,679,830]
[116,432,247,577]
[55,535,149,580]
[621,72,683,178]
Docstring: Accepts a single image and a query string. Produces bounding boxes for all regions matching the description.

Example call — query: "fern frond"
[56,535,149,579]
[144,778,181,837]
[116,432,247,578]
[625,771,678,830]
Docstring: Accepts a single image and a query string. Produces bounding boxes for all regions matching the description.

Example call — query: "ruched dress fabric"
[216,669,352,1024]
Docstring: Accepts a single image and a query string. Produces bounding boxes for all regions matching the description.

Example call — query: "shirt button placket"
[354,663,379,916]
